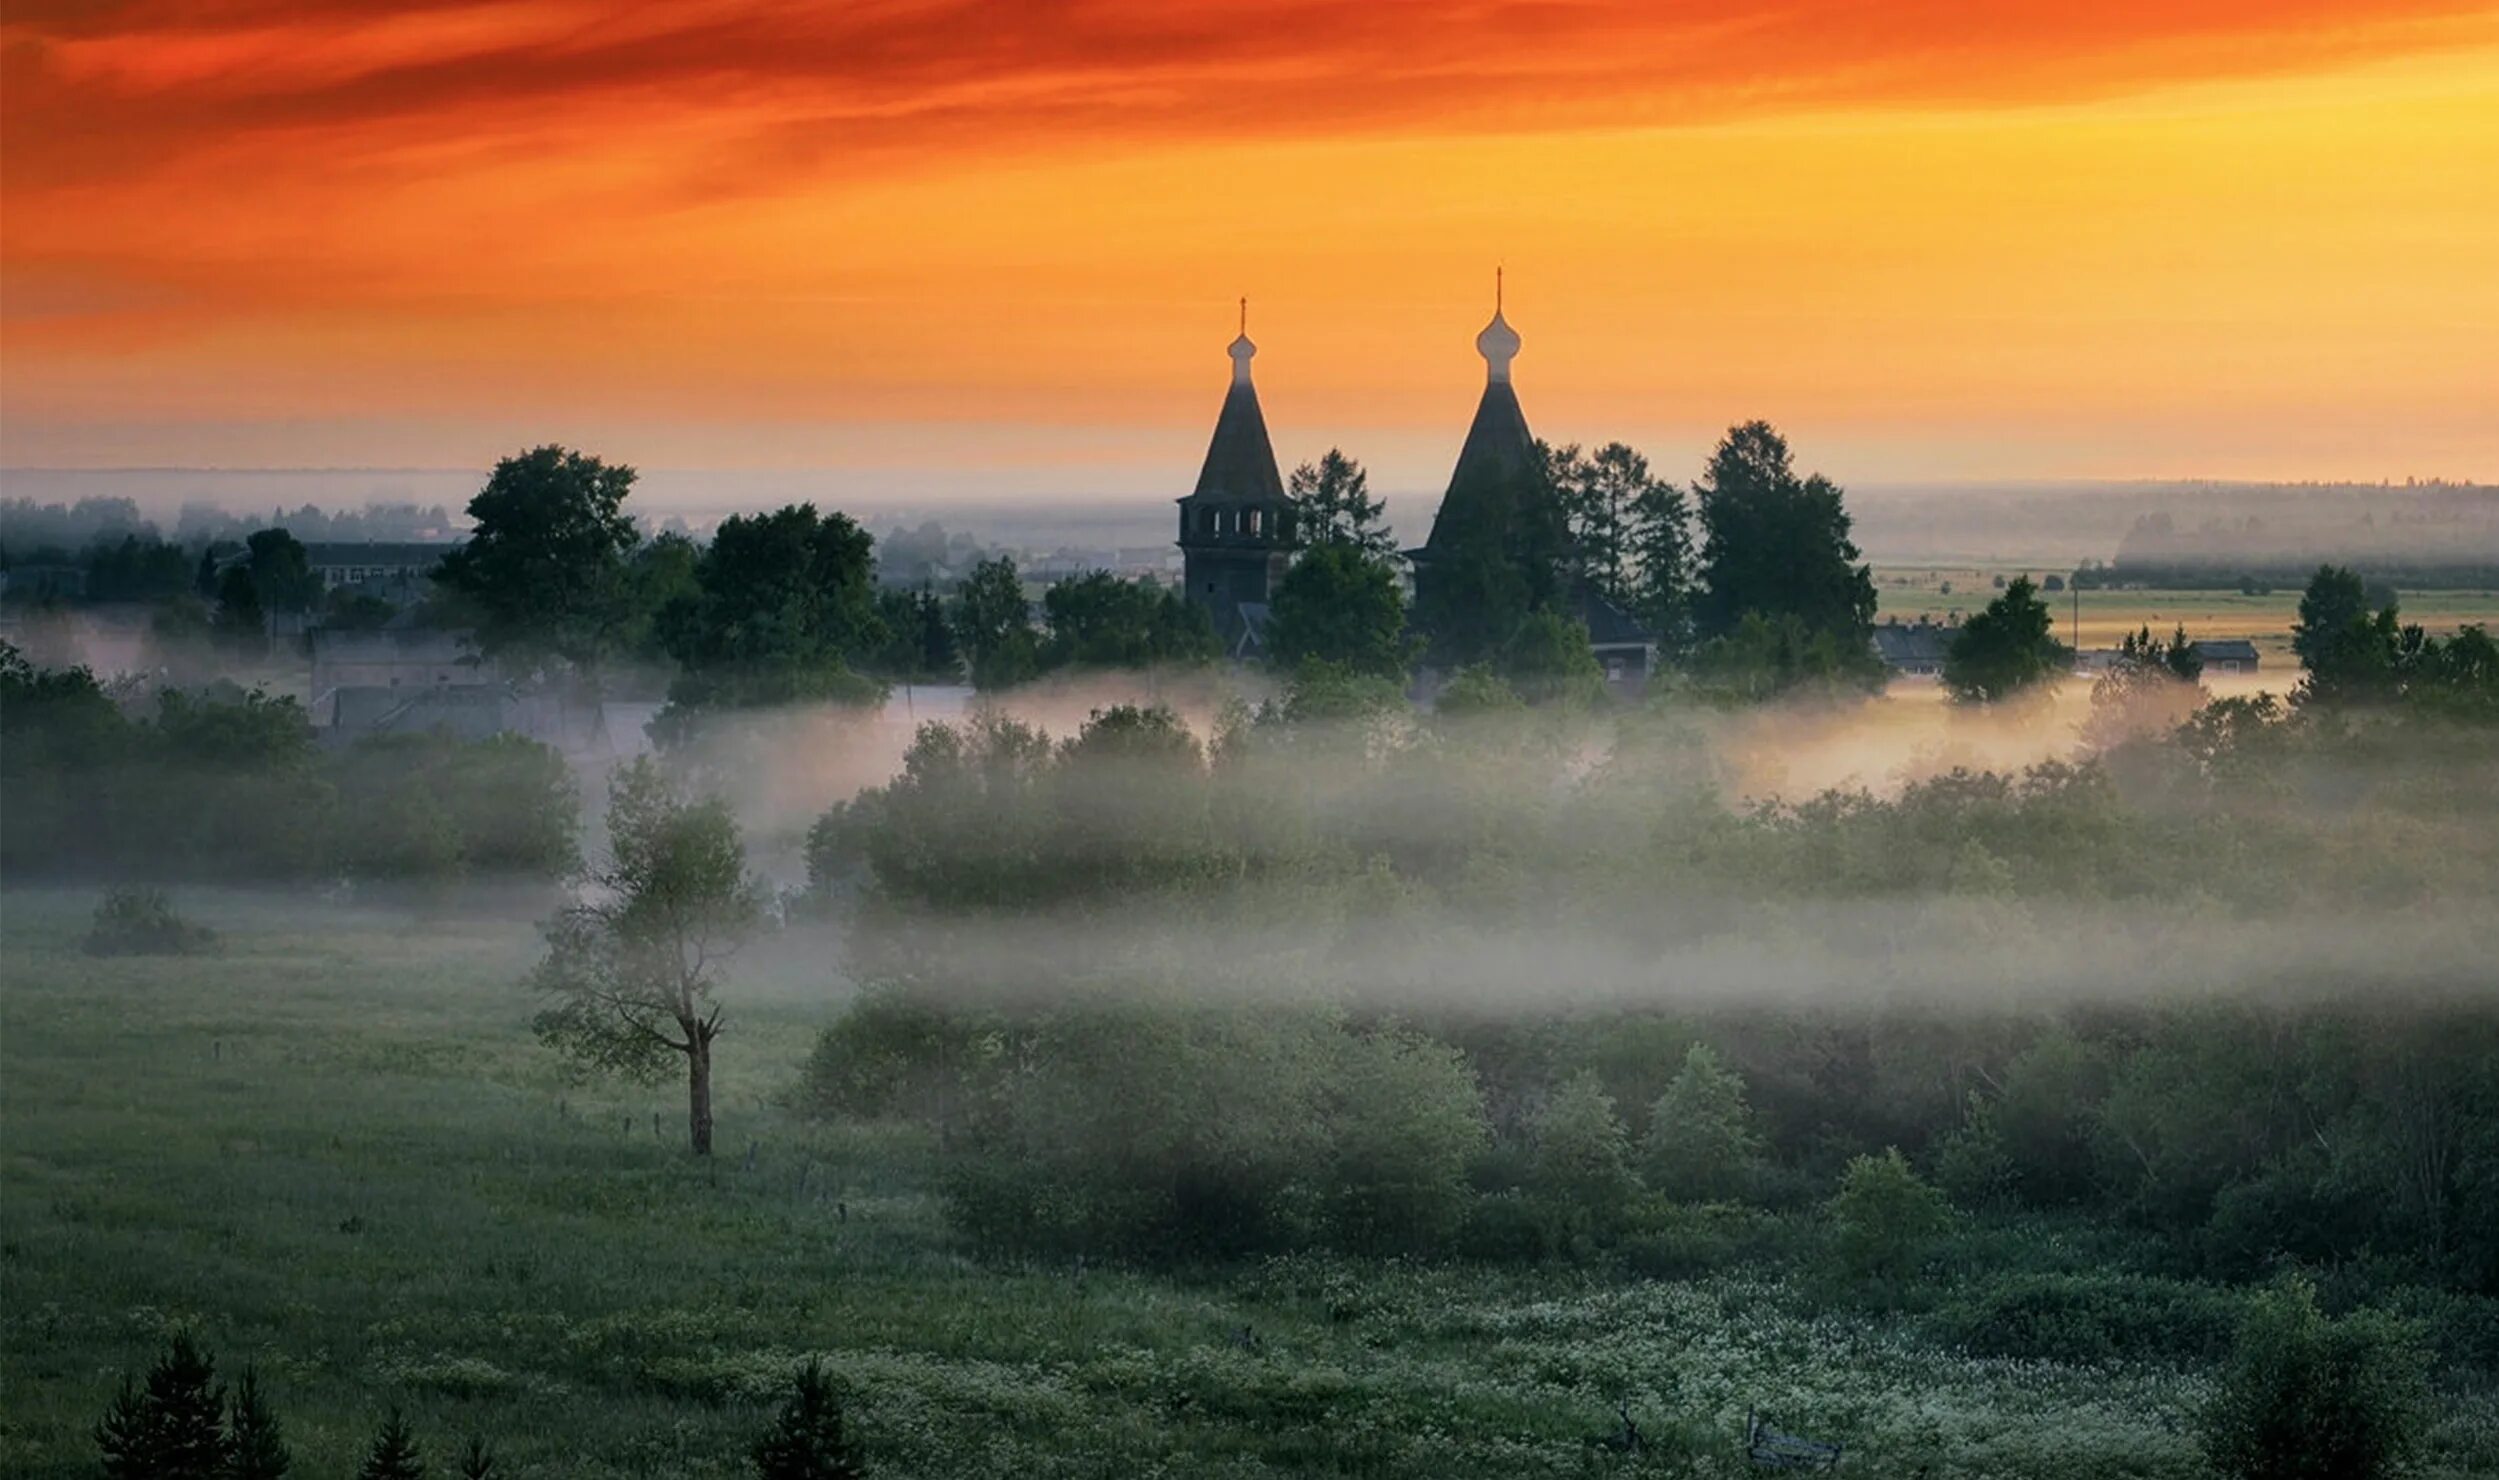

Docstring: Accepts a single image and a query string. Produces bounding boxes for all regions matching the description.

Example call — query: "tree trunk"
[686,1032,714,1157]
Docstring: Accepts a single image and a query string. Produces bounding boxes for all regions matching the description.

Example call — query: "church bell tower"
[1176,302,1297,650]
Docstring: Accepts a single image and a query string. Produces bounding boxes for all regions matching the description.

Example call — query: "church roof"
[1419,299,1542,557]
[1181,324,1286,506]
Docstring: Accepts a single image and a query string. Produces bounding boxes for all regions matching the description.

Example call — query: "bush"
[797,985,997,1127]
[1640,1042,1764,1203]
[1826,1147,1949,1282]
[84,889,215,957]
[2201,1275,2426,1480]
[1932,1092,2015,1209]
[1529,1071,1640,1249]
[1322,1030,1488,1255]
[943,1002,1335,1259]
[1620,1201,1792,1279]
[1926,1273,2239,1366]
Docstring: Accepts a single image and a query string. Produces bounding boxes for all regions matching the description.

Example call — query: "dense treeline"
[0,641,577,884]
[797,652,2499,1303]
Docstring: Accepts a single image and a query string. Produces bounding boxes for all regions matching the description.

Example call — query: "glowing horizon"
[6,2,2497,494]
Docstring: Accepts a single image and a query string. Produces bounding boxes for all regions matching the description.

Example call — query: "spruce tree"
[95,1377,153,1480]
[457,1435,497,1478]
[95,1333,229,1480]
[357,1410,427,1480]
[753,1360,864,1480]
[224,1367,292,1479]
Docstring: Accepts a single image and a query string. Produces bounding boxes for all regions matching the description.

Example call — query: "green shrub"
[1639,1043,1764,1203]
[797,984,998,1126]
[1619,1201,1791,1280]
[2200,1275,2425,1480]
[1322,1030,1489,1255]
[1925,1273,2239,1365]
[1932,1091,2015,1209]
[1826,1147,1950,1282]
[1529,1071,1639,1249]
[84,889,215,957]
[1451,1189,1551,1263]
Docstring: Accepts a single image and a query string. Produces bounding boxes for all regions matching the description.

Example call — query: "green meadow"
[6,888,2497,1479]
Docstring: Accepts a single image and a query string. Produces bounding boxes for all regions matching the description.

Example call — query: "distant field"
[16,889,2496,1478]
[1874,566,2499,667]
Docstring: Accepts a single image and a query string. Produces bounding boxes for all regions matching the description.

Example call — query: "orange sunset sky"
[4,1,2497,501]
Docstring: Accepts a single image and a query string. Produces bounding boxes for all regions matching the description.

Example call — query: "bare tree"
[530,758,760,1155]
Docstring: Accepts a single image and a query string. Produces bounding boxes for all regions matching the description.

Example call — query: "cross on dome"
[1228,296,1257,386]
[1476,269,1520,383]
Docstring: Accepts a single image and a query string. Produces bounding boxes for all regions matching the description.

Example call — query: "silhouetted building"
[1406,283,1538,580]
[1406,279,1655,694]
[1175,311,1297,648]
[303,542,454,605]
[1872,619,1957,677]
[2189,638,2260,674]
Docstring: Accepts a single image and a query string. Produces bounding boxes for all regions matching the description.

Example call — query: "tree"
[1501,611,1603,707]
[1288,448,1390,555]
[615,530,702,665]
[1325,1031,1490,1254]
[1627,472,1695,653]
[1686,611,1882,702]
[457,1436,497,1479]
[2293,564,2399,705]
[752,1359,866,1480]
[1943,575,2065,703]
[530,759,761,1155]
[1262,542,1414,679]
[433,445,640,676]
[1691,421,1877,647]
[1826,1147,1949,1280]
[1641,1043,1764,1202]
[242,528,323,615]
[2084,625,2204,749]
[94,1334,227,1480]
[953,556,1038,691]
[224,1367,291,1480]
[655,504,889,728]
[2201,1276,2425,1480]
[872,587,959,683]
[1531,1070,1638,1240]
[357,1410,427,1480]
[212,563,267,652]
[1037,571,1216,671]
[1547,441,1655,611]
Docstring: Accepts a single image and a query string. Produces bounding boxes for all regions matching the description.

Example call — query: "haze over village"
[5,3,2499,1479]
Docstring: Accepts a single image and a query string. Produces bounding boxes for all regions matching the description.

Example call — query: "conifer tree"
[457,1435,497,1479]
[94,1333,229,1480]
[224,1367,292,1480]
[1641,1043,1765,1202]
[357,1410,427,1480]
[753,1359,865,1480]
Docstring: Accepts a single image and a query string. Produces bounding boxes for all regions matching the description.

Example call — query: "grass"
[1873,569,2499,667]
[5,886,2496,1477]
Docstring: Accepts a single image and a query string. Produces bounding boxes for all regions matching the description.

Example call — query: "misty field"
[3,888,2495,1479]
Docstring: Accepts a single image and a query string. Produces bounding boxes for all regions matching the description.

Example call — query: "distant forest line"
[7,475,2493,576]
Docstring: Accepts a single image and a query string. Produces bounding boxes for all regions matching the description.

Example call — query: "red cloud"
[8,1,2493,195]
